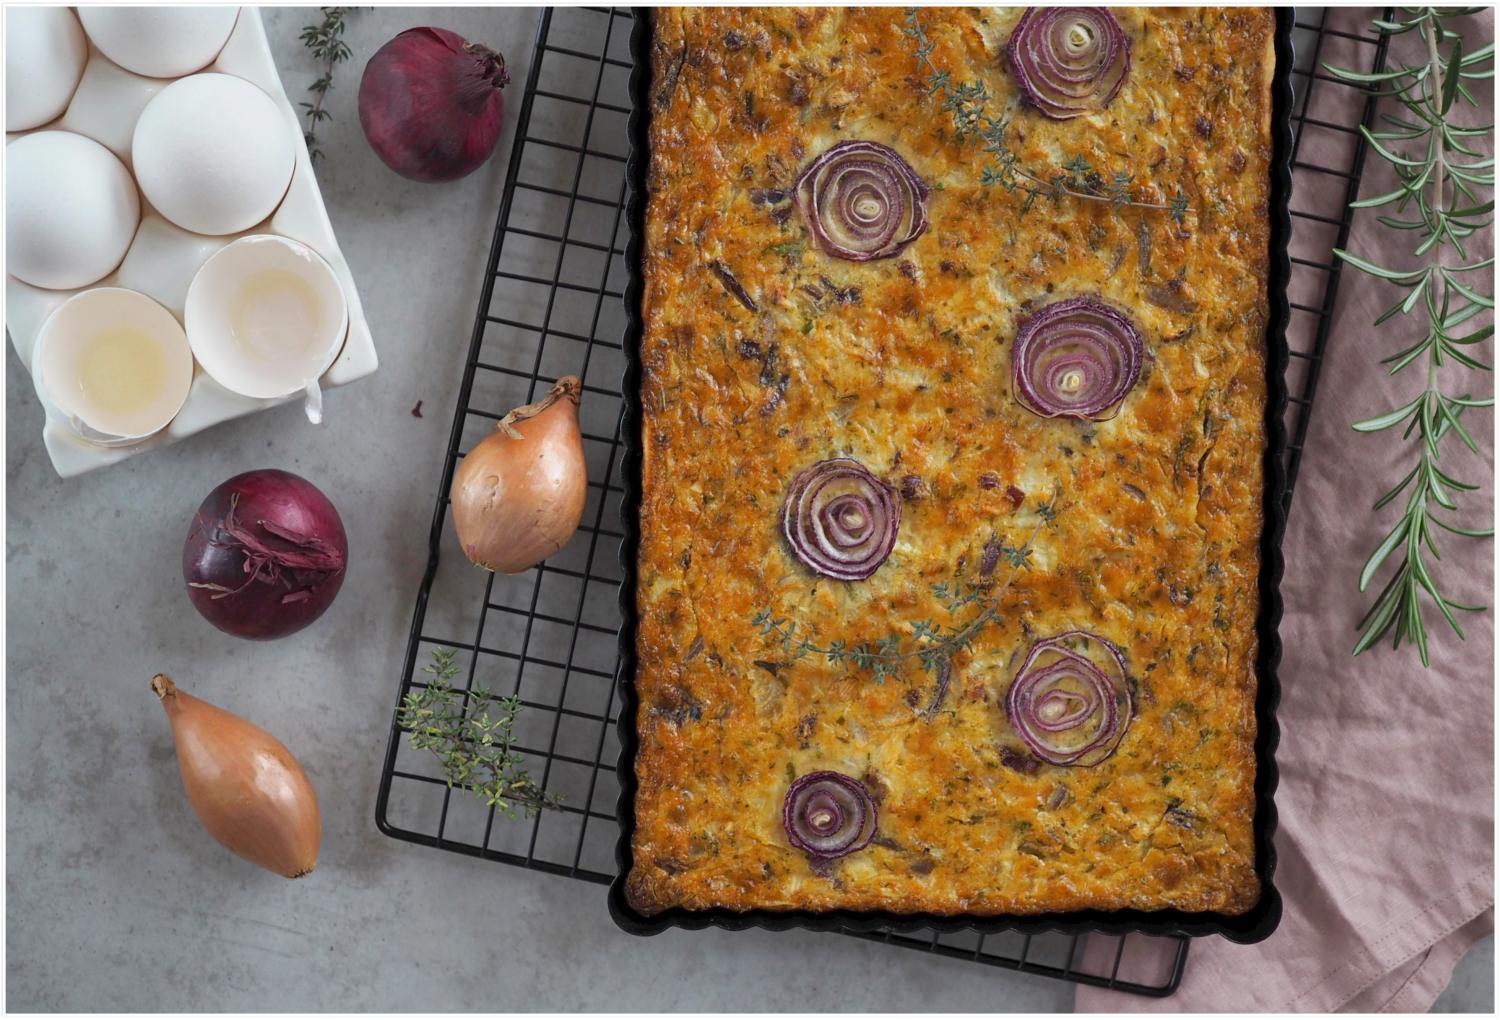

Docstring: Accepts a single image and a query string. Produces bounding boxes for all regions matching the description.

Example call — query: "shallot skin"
[152,675,321,879]
[451,376,588,573]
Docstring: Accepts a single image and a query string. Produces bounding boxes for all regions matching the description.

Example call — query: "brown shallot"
[451,376,587,573]
[151,675,321,878]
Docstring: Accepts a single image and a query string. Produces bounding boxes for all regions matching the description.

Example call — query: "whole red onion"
[183,469,348,641]
[358,27,509,183]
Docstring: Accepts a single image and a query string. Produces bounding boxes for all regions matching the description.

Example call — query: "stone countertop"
[4,6,1490,1012]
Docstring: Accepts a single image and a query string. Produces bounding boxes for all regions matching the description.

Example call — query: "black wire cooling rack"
[375,6,1393,998]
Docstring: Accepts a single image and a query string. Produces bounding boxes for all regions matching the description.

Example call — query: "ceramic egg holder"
[5,9,379,479]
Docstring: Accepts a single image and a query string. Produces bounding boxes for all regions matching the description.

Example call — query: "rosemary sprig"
[1326,8,1494,666]
[397,648,563,817]
[901,9,1187,224]
[753,494,1059,682]
[299,7,356,163]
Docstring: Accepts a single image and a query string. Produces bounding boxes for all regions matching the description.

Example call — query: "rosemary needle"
[1326,7,1494,666]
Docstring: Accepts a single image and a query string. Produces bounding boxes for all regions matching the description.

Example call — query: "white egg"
[5,7,88,131]
[76,6,239,79]
[132,73,295,236]
[6,131,140,290]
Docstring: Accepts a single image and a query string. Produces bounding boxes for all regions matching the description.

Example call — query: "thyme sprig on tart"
[902,7,1190,224]
[752,493,1060,683]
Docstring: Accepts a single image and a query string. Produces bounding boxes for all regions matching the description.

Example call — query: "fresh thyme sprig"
[299,7,356,163]
[901,9,1188,224]
[1326,8,1494,666]
[753,494,1059,682]
[397,648,563,817]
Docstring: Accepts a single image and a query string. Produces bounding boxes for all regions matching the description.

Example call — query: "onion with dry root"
[152,674,321,878]
[451,376,588,573]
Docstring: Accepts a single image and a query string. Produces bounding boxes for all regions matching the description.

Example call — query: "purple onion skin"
[183,470,348,641]
[358,27,508,183]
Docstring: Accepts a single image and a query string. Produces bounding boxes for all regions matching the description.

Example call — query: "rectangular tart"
[628,6,1272,918]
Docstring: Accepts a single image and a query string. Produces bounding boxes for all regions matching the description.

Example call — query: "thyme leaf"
[397,648,564,817]
[902,9,1185,220]
[753,492,1061,681]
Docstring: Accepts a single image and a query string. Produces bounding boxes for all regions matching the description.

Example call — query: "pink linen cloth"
[1076,8,1495,1013]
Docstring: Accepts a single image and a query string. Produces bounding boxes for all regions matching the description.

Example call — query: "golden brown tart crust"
[629,6,1272,917]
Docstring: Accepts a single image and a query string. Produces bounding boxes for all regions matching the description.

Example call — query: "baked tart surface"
[628,6,1272,917]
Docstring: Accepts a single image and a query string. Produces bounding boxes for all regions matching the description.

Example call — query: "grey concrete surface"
[4,6,1492,1013]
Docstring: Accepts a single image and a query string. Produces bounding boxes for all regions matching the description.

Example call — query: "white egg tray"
[5,8,378,479]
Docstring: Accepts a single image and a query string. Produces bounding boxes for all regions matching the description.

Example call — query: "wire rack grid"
[375,6,1391,998]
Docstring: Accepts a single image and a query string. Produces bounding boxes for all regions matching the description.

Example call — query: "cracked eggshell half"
[34,287,195,445]
[185,235,348,404]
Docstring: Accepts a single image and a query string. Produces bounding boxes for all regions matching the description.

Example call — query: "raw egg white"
[6,131,140,290]
[132,73,295,236]
[5,7,88,131]
[35,287,195,444]
[185,235,348,404]
[76,6,240,79]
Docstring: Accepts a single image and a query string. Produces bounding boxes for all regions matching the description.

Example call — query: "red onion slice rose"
[1004,630,1134,767]
[783,771,877,858]
[794,141,930,261]
[1011,296,1144,421]
[782,458,901,580]
[1007,7,1131,120]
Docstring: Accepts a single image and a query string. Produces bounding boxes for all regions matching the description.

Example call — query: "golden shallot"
[151,674,321,878]
[450,375,587,573]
